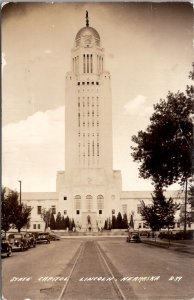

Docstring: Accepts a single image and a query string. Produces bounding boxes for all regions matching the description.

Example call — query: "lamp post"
[18,180,22,205]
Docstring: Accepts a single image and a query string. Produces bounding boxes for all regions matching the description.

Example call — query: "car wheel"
[7,248,12,257]
[21,244,24,252]
[33,243,36,248]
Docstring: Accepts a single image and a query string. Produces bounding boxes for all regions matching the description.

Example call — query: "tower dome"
[75,12,101,47]
[75,26,100,47]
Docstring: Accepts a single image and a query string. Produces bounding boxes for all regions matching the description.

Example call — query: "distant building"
[21,14,186,232]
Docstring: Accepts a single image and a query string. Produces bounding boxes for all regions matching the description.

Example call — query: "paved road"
[2,238,194,300]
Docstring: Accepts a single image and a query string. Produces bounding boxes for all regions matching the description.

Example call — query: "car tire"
[21,245,24,252]
[7,248,12,257]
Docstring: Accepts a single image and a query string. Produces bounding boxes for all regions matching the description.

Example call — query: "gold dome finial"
[86,11,89,27]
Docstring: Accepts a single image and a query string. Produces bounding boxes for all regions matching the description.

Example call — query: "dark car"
[36,232,51,244]
[49,233,60,241]
[24,232,36,248]
[8,233,29,251]
[126,231,141,243]
[1,237,12,257]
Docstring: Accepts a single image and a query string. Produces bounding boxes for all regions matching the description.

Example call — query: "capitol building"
[22,14,183,232]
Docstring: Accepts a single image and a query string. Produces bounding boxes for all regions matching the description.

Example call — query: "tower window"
[87,82,89,85]
[64,196,67,200]
[82,82,85,85]
[76,210,80,215]
[99,210,102,215]
[87,54,89,73]
[92,82,94,85]
[83,54,86,73]
[78,82,80,85]
[96,82,99,85]
[64,210,67,215]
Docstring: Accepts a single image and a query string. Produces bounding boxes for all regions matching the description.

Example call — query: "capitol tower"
[56,12,122,231]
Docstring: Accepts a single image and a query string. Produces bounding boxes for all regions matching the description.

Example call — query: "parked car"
[49,233,60,241]
[8,233,29,251]
[1,236,12,257]
[24,232,36,248]
[36,232,51,244]
[126,231,141,243]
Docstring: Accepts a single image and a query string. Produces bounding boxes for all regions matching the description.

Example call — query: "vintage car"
[126,231,141,243]
[36,232,51,244]
[1,237,12,257]
[49,233,60,241]
[24,232,37,248]
[8,233,29,251]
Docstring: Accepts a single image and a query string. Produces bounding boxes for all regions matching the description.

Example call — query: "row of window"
[76,209,103,215]
[37,205,56,215]
[33,224,41,229]
[78,81,99,86]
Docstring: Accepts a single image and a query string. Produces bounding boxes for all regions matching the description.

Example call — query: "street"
[2,237,194,300]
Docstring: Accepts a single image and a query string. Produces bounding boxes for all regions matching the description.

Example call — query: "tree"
[55,212,62,230]
[111,215,117,229]
[2,188,32,235]
[13,204,32,232]
[50,213,56,230]
[116,212,123,229]
[122,213,128,229]
[64,216,70,230]
[104,219,108,230]
[2,188,19,236]
[140,188,180,231]
[41,208,51,232]
[131,67,193,188]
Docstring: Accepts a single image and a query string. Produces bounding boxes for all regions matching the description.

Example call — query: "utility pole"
[18,180,22,205]
[184,178,188,238]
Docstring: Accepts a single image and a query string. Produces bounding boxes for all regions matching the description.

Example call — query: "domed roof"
[75,26,100,46]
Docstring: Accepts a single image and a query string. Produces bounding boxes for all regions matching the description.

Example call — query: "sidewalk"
[142,237,194,255]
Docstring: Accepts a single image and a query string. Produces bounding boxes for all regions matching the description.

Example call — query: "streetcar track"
[95,241,127,300]
[58,240,127,300]
[57,242,85,300]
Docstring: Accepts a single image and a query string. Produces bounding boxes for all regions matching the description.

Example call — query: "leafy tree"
[122,213,128,229]
[50,213,56,230]
[2,188,32,234]
[13,204,32,232]
[55,212,62,230]
[2,188,19,236]
[111,215,117,229]
[131,66,193,188]
[116,212,123,229]
[41,208,51,232]
[140,188,180,231]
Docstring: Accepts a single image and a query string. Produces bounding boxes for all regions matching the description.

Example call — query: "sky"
[2,2,194,192]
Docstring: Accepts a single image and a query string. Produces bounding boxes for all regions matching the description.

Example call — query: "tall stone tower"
[57,12,122,231]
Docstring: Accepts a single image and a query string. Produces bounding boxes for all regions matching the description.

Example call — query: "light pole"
[18,180,22,205]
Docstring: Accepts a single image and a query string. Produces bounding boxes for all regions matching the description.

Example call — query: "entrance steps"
[52,230,128,237]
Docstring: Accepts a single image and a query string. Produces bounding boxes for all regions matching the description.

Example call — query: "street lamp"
[18,180,22,205]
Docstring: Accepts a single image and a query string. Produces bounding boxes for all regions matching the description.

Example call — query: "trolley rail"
[57,240,127,300]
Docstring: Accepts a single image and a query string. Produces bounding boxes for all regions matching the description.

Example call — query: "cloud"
[123,94,154,127]
[2,107,65,192]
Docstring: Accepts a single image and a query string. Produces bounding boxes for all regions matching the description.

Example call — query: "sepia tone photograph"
[1,2,194,299]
